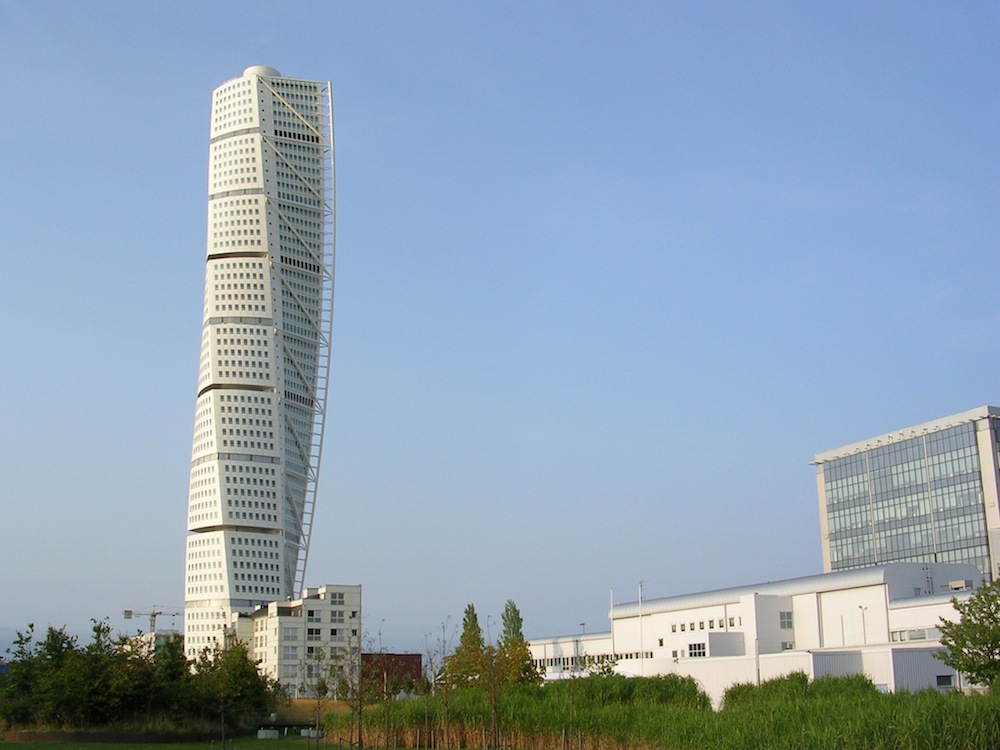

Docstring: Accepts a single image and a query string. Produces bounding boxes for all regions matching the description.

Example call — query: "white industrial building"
[229,584,361,697]
[529,563,980,707]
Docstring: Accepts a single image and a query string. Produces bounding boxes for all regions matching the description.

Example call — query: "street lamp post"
[638,581,645,677]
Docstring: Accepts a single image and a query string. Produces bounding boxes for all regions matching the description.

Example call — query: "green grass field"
[1,740,330,749]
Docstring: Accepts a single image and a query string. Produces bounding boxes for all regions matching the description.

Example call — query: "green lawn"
[0,739,336,749]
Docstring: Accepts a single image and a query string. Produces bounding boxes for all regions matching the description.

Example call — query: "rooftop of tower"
[243,65,281,78]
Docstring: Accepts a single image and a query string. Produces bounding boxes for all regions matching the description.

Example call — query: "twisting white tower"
[184,66,334,655]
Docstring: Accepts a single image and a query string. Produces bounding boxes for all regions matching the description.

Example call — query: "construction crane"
[123,606,181,634]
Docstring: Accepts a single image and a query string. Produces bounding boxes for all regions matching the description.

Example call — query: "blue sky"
[1,1,998,654]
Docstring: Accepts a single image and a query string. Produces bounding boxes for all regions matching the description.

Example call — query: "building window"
[781,642,795,651]
[671,624,677,633]
[658,638,664,647]
[779,611,793,629]
[688,643,706,658]
[936,675,953,689]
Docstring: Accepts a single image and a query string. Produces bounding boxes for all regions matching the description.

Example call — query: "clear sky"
[1,1,998,655]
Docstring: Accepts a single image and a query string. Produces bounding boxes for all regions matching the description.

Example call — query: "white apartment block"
[230,584,361,698]
[529,563,980,707]
[184,66,335,657]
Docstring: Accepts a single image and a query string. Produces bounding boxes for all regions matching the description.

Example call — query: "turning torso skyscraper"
[184,66,334,655]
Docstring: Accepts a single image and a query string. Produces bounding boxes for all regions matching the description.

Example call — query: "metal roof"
[609,563,978,619]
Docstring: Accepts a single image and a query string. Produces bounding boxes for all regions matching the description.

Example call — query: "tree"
[449,601,541,750]
[152,634,194,722]
[300,645,337,744]
[76,619,154,727]
[445,604,485,687]
[498,600,540,686]
[937,580,1000,689]
[433,619,455,750]
[300,624,373,739]
[422,626,448,749]
[581,653,618,677]
[0,624,42,727]
[1,621,159,730]
[193,640,278,739]
[332,624,370,750]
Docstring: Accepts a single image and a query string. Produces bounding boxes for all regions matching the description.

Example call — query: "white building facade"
[530,563,980,707]
[184,66,335,656]
[815,406,1000,582]
[230,584,361,697]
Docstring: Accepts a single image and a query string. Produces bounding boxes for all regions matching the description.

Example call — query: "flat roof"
[609,563,980,619]
[813,405,999,464]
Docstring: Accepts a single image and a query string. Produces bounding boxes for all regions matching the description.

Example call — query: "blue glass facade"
[819,417,997,580]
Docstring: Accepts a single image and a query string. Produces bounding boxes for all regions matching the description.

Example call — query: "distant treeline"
[0,621,278,732]
[327,672,1000,750]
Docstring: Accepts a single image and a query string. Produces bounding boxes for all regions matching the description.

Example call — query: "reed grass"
[325,673,1000,750]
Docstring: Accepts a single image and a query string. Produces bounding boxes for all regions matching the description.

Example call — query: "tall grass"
[324,673,1000,750]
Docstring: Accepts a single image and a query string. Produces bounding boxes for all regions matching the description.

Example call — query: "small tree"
[300,645,337,740]
[445,604,484,688]
[937,580,1000,689]
[421,627,448,748]
[434,620,455,750]
[333,625,371,750]
[581,653,618,677]
[498,600,540,686]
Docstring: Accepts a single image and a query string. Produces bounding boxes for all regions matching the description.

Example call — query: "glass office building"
[815,407,1000,581]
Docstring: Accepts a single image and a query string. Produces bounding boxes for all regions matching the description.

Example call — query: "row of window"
[535,652,652,670]
[211,305,269,315]
[235,584,279,595]
[221,439,275,451]
[306,609,346,624]
[227,510,276,523]
[671,616,741,633]
[664,612,791,637]
[284,627,356,642]
[889,628,938,642]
